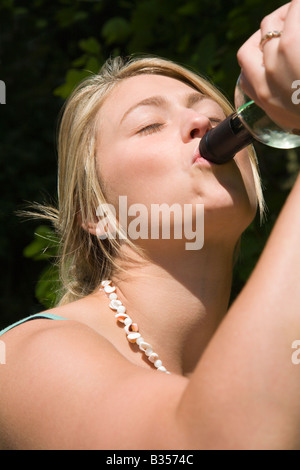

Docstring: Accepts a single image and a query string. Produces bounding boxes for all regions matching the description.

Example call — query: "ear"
[80,217,117,240]
[81,221,98,236]
[78,203,120,240]
[77,212,101,237]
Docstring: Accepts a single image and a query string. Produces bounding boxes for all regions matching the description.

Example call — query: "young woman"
[0,1,299,450]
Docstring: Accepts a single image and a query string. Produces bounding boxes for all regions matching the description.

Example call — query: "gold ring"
[260,30,283,51]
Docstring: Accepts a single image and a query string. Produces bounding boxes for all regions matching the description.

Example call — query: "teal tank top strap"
[0,313,68,337]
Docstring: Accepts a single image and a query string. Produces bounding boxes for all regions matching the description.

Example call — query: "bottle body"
[235,76,300,150]
[200,75,300,164]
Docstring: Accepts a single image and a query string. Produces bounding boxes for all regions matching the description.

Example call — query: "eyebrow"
[120,91,207,125]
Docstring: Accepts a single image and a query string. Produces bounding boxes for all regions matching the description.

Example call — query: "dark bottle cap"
[199,112,255,164]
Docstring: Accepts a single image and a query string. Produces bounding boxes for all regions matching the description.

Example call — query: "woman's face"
[95,74,258,244]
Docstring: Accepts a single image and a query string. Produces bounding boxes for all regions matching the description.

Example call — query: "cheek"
[96,139,177,208]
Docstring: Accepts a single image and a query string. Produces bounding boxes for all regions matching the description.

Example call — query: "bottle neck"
[199,112,254,164]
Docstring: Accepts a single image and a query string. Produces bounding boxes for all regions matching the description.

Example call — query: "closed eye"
[209,117,223,127]
[137,123,164,136]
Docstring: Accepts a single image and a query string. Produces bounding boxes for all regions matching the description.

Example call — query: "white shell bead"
[136,337,144,346]
[154,359,162,368]
[109,299,122,310]
[101,280,112,287]
[145,348,153,357]
[157,366,167,372]
[127,332,141,343]
[149,353,159,363]
[124,317,132,327]
[124,323,139,335]
[109,293,118,300]
[117,305,126,314]
[115,313,129,323]
[138,341,152,352]
[104,285,116,294]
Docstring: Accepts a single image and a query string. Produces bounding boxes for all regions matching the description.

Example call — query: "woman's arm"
[178,173,300,449]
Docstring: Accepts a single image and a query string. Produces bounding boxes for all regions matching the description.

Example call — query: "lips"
[192,143,215,167]
[192,144,207,164]
[192,144,201,164]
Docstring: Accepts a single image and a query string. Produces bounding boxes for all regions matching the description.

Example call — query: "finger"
[260,3,290,37]
[260,34,281,74]
[258,5,290,73]
[237,31,268,107]
[237,30,261,68]
[237,30,263,78]
[261,2,299,78]
[282,0,300,34]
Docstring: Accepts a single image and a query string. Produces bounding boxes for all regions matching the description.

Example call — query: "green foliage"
[102,17,131,45]
[23,225,58,262]
[54,36,103,99]
[34,264,60,309]
[23,226,60,308]
[0,0,297,327]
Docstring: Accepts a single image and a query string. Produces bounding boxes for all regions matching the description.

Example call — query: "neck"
[110,239,235,376]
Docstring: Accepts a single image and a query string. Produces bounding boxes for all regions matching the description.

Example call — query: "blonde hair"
[39,55,264,305]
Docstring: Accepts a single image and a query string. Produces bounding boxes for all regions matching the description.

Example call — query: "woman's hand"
[237,1,300,130]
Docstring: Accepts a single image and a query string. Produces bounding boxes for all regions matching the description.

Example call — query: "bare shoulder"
[0,318,188,450]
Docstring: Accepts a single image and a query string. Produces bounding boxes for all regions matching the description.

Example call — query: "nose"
[181,109,212,143]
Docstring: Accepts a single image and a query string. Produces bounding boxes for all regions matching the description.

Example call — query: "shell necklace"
[100,280,170,374]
